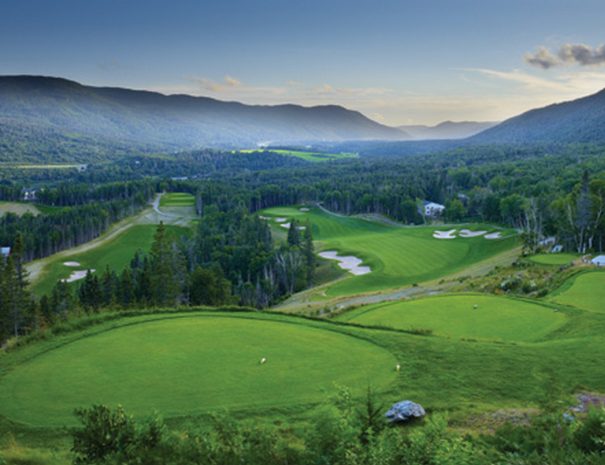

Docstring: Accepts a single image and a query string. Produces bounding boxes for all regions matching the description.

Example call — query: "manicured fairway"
[159,192,195,207]
[262,207,518,296]
[239,149,358,162]
[550,271,605,313]
[31,224,188,295]
[0,314,396,426]
[338,294,566,342]
[528,253,578,265]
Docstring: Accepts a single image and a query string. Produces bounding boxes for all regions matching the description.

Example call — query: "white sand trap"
[62,269,95,283]
[300,207,310,212]
[63,261,81,267]
[318,251,371,275]
[258,215,269,220]
[274,217,287,223]
[484,232,502,240]
[279,223,306,231]
[433,229,457,239]
[459,229,487,238]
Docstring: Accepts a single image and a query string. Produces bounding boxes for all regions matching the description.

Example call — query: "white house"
[423,201,445,218]
[591,255,605,267]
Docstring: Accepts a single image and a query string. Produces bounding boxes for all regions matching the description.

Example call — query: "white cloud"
[525,43,605,69]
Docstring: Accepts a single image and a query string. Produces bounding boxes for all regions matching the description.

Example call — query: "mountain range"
[0,75,405,161]
[470,87,605,145]
[398,121,497,140]
[0,75,604,163]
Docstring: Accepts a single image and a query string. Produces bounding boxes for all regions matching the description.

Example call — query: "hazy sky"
[1,0,605,125]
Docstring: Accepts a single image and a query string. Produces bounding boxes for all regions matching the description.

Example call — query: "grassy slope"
[262,206,518,296]
[549,271,605,313]
[338,294,567,342]
[529,253,579,265]
[0,312,396,426]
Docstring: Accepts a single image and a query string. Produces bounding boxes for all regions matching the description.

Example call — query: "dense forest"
[0,181,155,261]
[3,142,605,342]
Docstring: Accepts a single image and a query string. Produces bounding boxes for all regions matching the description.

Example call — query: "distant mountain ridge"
[0,75,406,161]
[470,88,605,144]
[398,121,497,140]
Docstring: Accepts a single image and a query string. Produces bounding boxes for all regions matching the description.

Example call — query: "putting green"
[0,314,396,426]
[529,253,578,265]
[550,272,605,313]
[339,294,566,342]
[262,207,518,296]
[160,192,195,207]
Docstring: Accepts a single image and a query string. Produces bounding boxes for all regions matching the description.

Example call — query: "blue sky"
[1,0,604,125]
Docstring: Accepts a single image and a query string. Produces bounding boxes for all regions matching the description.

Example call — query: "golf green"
[550,271,605,313]
[339,294,566,342]
[160,192,195,207]
[0,314,396,426]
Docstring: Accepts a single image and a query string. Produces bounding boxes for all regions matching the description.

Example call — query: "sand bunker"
[318,251,371,275]
[63,261,81,267]
[258,215,269,220]
[279,223,306,230]
[274,217,287,223]
[433,229,457,240]
[61,269,95,283]
[459,229,487,238]
[300,207,310,212]
[484,232,502,240]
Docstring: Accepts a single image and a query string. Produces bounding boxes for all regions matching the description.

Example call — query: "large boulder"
[385,400,426,423]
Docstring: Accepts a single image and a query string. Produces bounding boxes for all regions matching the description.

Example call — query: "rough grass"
[0,312,396,426]
[159,192,195,207]
[528,253,579,265]
[262,206,518,296]
[30,224,188,296]
[549,271,605,313]
[338,294,567,342]
[0,201,40,217]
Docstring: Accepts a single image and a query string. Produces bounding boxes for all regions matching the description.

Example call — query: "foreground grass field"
[1,305,605,430]
[338,294,567,342]
[262,206,518,296]
[30,224,188,296]
[239,149,358,162]
[549,271,605,313]
[0,312,396,426]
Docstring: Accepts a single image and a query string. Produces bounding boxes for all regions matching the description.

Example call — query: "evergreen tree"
[118,268,135,308]
[189,266,232,306]
[303,222,315,286]
[287,220,301,247]
[150,222,184,306]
